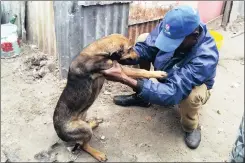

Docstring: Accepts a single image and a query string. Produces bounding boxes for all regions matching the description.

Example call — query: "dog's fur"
[53,34,167,162]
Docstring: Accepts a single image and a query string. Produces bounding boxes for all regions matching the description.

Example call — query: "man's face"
[178,26,201,51]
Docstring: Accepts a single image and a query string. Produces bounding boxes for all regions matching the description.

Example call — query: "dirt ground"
[1,21,244,162]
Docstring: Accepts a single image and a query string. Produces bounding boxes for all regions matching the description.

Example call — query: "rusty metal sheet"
[128,19,162,44]
[128,4,174,25]
[78,1,131,6]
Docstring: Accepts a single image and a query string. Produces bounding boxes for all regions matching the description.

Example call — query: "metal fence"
[53,1,130,78]
[128,19,162,44]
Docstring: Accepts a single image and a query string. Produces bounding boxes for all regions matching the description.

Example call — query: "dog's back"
[82,34,132,56]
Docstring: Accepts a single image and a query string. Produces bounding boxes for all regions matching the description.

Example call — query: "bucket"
[209,30,224,51]
[1,23,21,59]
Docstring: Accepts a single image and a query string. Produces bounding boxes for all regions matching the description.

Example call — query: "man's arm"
[136,50,219,106]
[104,43,218,106]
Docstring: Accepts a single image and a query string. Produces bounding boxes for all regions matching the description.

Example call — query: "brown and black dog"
[53,34,167,162]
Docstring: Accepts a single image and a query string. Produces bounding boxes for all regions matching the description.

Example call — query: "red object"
[1,42,13,52]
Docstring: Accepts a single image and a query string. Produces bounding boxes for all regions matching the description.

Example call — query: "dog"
[53,34,167,162]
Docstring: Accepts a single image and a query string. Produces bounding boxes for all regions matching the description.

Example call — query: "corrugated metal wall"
[26,1,56,56]
[53,1,130,78]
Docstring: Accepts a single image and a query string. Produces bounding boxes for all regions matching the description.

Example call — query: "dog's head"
[109,43,138,62]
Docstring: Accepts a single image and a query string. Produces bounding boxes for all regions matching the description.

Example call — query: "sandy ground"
[1,22,244,162]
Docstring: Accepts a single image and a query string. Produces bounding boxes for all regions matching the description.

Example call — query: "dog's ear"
[127,45,133,51]
[109,44,124,56]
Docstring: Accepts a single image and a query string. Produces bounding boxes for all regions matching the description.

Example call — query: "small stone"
[100,135,105,140]
[218,128,224,134]
[40,60,47,67]
[145,116,152,121]
[231,82,240,88]
[33,69,39,78]
[96,118,103,123]
[217,110,221,115]
[198,125,204,130]
[139,143,147,147]
[138,143,144,147]
[39,67,48,77]
[47,61,56,72]
[30,44,38,49]
[103,90,111,95]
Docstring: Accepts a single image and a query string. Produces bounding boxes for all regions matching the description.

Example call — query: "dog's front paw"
[94,152,107,162]
[86,117,104,129]
[154,71,168,78]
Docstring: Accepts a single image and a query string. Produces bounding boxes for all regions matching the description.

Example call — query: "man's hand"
[101,61,127,83]
[101,61,139,90]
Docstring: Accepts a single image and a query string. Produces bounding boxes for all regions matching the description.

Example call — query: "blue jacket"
[129,21,219,106]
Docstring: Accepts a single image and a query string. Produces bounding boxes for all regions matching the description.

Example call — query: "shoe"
[185,129,201,149]
[113,93,151,107]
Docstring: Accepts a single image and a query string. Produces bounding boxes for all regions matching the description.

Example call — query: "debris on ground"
[230,82,240,88]
[1,150,10,163]
[145,116,152,121]
[231,31,244,38]
[103,90,112,95]
[217,110,221,115]
[100,135,106,140]
[138,143,151,148]
[218,128,224,134]
[47,61,56,72]
[34,150,58,162]
[228,16,244,34]
[30,44,38,50]
[23,54,57,80]
[199,125,204,131]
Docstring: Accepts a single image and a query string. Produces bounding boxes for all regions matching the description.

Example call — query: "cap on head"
[155,5,201,52]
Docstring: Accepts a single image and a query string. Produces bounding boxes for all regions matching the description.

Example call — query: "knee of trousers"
[180,89,202,109]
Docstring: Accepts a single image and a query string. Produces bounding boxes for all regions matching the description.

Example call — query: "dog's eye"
[110,52,121,60]
[127,47,133,53]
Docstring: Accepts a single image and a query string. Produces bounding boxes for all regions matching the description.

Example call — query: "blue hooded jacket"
[128,21,219,106]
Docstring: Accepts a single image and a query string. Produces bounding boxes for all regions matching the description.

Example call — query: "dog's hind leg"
[68,120,107,162]
[81,142,107,162]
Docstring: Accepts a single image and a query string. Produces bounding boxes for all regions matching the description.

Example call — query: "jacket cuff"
[133,79,144,93]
